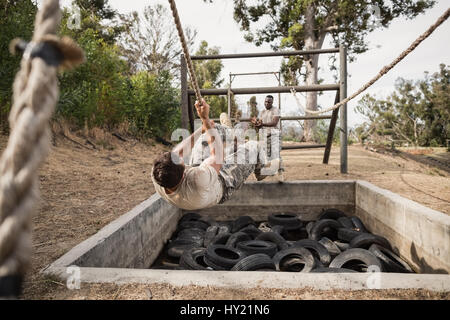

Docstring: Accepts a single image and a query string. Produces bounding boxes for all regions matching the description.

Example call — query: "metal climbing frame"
[180,46,348,173]
[228,71,282,132]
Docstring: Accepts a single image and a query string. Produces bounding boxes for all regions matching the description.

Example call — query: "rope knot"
[10,35,84,71]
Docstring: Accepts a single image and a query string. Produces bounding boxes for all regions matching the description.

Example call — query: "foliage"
[0,0,37,130]
[118,4,196,78]
[126,71,180,138]
[192,41,237,118]
[54,2,181,138]
[355,64,449,147]
[248,96,258,118]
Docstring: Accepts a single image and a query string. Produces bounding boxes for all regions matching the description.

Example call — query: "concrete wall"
[355,181,450,274]
[45,194,181,270]
[197,180,355,221]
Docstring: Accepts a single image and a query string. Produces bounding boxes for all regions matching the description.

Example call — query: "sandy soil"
[0,131,448,300]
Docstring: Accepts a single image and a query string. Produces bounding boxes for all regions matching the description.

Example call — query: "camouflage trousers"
[218,140,264,203]
[261,129,284,171]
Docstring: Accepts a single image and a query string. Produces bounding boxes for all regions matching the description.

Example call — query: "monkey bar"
[180,46,348,173]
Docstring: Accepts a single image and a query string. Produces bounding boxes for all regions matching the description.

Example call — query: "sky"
[52,0,450,128]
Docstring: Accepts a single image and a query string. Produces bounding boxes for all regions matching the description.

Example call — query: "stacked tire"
[157,210,413,274]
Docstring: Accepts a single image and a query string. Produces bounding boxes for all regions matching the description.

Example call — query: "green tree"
[57,6,128,129]
[192,41,238,118]
[118,4,196,77]
[72,0,122,44]
[0,0,37,131]
[417,64,450,146]
[127,71,180,138]
[355,64,449,147]
[248,96,258,118]
[206,0,435,141]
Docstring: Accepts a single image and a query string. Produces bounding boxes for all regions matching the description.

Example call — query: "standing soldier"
[251,95,284,181]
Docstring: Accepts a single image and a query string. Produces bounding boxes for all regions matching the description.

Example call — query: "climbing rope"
[168,0,203,103]
[0,0,83,297]
[305,7,450,115]
[290,88,306,115]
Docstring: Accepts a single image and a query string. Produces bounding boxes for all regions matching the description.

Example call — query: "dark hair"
[266,95,274,100]
[152,152,185,189]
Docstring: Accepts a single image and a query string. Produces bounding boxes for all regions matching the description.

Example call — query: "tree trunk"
[302,4,325,142]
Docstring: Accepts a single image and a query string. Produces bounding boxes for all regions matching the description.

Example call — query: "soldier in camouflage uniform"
[189,114,278,204]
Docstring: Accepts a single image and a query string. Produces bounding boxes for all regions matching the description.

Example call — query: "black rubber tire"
[167,244,197,259]
[291,239,331,266]
[329,248,383,272]
[217,221,233,230]
[179,212,202,224]
[236,240,278,257]
[175,228,205,239]
[271,225,284,234]
[239,224,262,239]
[180,247,209,270]
[168,237,203,248]
[205,244,246,270]
[255,232,289,251]
[268,213,302,230]
[306,221,315,237]
[225,232,252,248]
[203,226,219,247]
[281,256,312,272]
[369,244,413,273]
[319,208,346,220]
[349,233,392,250]
[178,220,209,231]
[334,240,350,251]
[231,254,276,271]
[349,216,369,233]
[203,255,227,270]
[309,219,341,241]
[337,228,364,242]
[337,217,354,229]
[283,227,308,241]
[318,237,341,257]
[272,247,316,272]
[210,233,232,246]
[217,225,231,235]
[176,233,204,245]
[311,267,358,273]
[231,216,255,233]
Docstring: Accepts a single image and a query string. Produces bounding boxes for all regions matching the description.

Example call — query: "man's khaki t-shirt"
[260,107,280,129]
[152,164,223,210]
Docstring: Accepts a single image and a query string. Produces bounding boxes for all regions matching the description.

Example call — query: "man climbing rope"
[251,95,284,181]
[151,99,279,210]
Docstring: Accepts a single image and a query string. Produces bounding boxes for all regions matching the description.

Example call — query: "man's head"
[264,95,274,110]
[152,152,185,189]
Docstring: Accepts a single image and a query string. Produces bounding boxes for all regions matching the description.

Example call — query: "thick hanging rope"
[290,88,306,115]
[0,0,83,297]
[305,7,450,115]
[168,0,203,103]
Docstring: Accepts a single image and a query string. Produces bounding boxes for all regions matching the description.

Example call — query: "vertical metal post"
[228,73,232,117]
[339,45,348,174]
[277,72,282,133]
[180,54,189,131]
[188,96,195,133]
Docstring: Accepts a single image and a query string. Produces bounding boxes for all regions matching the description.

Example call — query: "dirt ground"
[0,130,448,300]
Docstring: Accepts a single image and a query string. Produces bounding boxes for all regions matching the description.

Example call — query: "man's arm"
[256,115,280,128]
[260,116,280,128]
[195,99,223,173]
